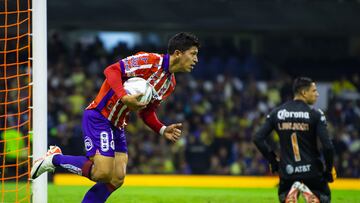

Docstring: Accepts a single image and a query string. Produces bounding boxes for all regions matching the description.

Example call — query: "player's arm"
[253,113,278,173]
[138,101,182,142]
[316,110,336,182]
[103,62,146,111]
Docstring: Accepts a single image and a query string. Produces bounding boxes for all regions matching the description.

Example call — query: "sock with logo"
[52,155,93,178]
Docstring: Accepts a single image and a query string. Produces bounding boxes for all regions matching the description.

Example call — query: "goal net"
[0,0,32,202]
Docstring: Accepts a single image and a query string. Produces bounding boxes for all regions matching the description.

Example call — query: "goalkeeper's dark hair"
[167,32,200,54]
[293,77,314,95]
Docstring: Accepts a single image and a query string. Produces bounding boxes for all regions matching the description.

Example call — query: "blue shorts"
[82,109,127,157]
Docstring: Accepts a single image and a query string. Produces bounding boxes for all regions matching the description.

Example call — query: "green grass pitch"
[47,185,360,203]
[2,183,360,202]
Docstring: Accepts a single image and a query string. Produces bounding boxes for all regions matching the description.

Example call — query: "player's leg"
[30,145,64,179]
[301,178,331,203]
[110,152,128,188]
[31,109,114,180]
[82,126,128,203]
[278,179,293,203]
[298,183,320,203]
[38,147,114,182]
[278,178,301,203]
[278,178,289,203]
[81,154,115,203]
[81,153,127,203]
[89,154,114,182]
[285,181,301,203]
[30,144,94,180]
[110,127,128,188]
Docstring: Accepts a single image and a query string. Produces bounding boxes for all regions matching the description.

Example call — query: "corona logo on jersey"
[277,109,310,120]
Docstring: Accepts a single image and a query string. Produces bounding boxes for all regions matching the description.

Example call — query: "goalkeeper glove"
[325,167,337,183]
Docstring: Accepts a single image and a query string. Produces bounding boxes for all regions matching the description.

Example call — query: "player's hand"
[325,167,337,183]
[269,160,279,174]
[163,123,182,143]
[121,94,147,111]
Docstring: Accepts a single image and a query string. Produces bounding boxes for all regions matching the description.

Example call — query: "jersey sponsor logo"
[286,164,311,174]
[130,57,139,67]
[294,164,311,173]
[277,109,310,120]
[84,136,93,151]
[286,164,294,174]
[140,57,148,64]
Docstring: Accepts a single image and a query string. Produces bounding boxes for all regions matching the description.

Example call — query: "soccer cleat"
[298,183,320,203]
[285,181,301,203]
[30,146,62,180]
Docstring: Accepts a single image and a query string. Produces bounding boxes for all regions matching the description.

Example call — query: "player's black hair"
[293,77,314,95]
[167,32,200,54]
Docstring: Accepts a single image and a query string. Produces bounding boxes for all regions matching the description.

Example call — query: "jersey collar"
[162,54,170,73]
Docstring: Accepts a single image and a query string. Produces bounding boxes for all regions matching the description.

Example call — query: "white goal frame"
[32,0,48,202]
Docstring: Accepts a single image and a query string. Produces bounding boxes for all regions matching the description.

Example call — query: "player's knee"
[93,172,112,182]
[111,175,125,188]
[112,165,126,188]
[91,167,113,182]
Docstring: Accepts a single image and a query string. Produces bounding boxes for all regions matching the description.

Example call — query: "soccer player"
[253,77,336,203]
[31,32,200,203]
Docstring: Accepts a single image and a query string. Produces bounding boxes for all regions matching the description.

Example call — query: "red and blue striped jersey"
[86,52,176,129]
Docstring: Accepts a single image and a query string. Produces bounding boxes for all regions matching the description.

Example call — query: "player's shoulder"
[310,107,327,122]
[271,101,291,114]
[266,105,283,119]
[266,100,304,119]
[125,52,157,60]
[310,107,325,116]
[122,52,162,67]
[134,52,162,58]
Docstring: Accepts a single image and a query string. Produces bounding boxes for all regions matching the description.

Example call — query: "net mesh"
[0,0,31,202]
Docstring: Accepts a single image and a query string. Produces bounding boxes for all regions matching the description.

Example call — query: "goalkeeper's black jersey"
[254,100,334,179]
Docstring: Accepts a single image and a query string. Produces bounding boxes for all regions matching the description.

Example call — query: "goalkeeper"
[253,77,336,203]
[31,32,200,203]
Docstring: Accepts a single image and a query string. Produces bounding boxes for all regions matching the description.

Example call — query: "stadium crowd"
[45,32,360,178]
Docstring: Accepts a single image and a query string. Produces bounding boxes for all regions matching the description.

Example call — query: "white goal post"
[32,0,48,202]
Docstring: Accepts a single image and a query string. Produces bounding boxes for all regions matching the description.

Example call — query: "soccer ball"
[123,77,154,104]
